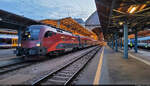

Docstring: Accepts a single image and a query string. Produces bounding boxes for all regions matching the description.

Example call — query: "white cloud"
[0,0,96,21]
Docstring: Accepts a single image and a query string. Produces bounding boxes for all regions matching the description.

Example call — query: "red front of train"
[15,25,98,57]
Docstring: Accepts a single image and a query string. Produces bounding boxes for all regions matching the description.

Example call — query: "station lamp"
[91,35,94,38]
[0,17,2,21]
[129,29,132,32]
[119,29,123,32]
[127,5,137,14]
[28,35,31,38]
[129,7,136,13]
[119,21,123,25]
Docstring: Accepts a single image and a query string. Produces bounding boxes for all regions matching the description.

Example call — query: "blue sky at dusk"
[0,0,96,21]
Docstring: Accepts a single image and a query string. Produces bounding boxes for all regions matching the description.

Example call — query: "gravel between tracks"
[0,47,96,85]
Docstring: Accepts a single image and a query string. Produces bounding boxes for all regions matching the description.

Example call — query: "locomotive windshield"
[22,26,41,40]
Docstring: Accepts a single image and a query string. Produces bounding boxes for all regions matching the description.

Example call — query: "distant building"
[85,11,103,41]
[74,18,85,27]
[85,11,101,30]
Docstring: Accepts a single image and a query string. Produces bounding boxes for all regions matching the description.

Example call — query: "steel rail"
[0,62,33,74]
[32,46,101,85]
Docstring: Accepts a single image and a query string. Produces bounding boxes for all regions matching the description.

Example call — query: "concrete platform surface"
[74,46,150,85]
[129,49,150,62]
[119,48,150,66]
[103,46,150,84]
[0,48,17,61]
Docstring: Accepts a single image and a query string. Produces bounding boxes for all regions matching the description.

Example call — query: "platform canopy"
[95,0,150,40]
[0,9,41,30]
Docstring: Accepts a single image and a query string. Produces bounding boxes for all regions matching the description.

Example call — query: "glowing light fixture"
[28,35,31,38]
[129,7,136,13]
[36,43,40,47]
[127,6,133,13]
[139,4,146,11]
[36,42,41,47]
[0,18,2,21]
[119,22,123,25]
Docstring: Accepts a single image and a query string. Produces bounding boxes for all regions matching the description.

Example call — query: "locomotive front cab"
[15,25,47,56]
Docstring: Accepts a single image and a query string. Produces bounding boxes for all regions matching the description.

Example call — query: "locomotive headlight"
[28,35,31,38]
[36,42,41,47]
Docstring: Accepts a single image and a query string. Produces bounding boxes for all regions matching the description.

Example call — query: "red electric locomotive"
[15,25,98,57]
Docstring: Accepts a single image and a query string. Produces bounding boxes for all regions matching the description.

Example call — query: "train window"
[44,31,53,38]
[72,38,75,41]
[30,29,40,40]
[148,40,150,43]
[53,32,56,35]
[0,38,3,43]
[23,27,40,40]
[4,38,12,44]
[48,31,53,37]
[12,39,14,44]
[61,36,65,41]
[57,29,63,33]
[9,39,12,44]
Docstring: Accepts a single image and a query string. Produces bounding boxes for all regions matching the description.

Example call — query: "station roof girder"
[95,0,150,40]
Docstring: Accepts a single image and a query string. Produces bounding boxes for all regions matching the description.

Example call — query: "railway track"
[0,61,33,74]
[0,58,24,68]
[0,46,97,75]
[32,46,101,85]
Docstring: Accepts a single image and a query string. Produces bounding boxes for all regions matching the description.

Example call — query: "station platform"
[120,48,150,65]
[101,46,150,84]
[76,46,150,85]
[0,49,17,61]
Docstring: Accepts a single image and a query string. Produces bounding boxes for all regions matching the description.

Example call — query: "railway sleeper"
[52,76,69,80]
[67,64,80,68]
[48,77,68,82]
[63,68,79,72]
[59,71,74,74]
[60,71,74,74]
[58,72,74,76]
[43,79,66,85]
[55,73,72,77]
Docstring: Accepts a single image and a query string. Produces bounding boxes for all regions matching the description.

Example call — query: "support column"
[17,28,21,47]
[115,33,118,52]
[134,29,138,53]
[120,38,122,49]
[112,39,114,49]
[123,23,128,59]
[109,41,111,47]
[108,41,110,46]
[118,39,120,48]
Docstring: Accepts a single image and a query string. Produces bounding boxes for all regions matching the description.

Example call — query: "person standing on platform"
[129,41,133,49]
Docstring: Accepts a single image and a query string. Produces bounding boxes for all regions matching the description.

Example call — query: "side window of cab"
[44,31,53,38]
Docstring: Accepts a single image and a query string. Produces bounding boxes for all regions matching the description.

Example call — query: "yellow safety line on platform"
[93,47,104,85]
